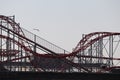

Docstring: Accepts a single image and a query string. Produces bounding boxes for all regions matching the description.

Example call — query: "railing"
[21,28,69,54]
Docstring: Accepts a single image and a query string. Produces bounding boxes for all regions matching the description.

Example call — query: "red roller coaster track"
[0,15,120,73]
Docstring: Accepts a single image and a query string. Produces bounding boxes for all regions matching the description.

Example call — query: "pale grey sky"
[0,0,120,51]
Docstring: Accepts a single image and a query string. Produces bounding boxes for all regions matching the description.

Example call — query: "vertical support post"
[109,36,113,67]
[89,43,92,72]
[98,38,103,64]
[6,21,11,71]
[34,35,36,53]
[33,34,37,71]
[12,15,15,71]
[0,20,2,62]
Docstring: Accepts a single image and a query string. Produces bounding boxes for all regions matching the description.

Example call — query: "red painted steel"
[0,15,120,73]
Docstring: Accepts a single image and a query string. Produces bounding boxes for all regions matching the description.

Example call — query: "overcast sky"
[0,0,120,51]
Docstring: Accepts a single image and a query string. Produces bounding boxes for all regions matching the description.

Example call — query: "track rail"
[0,15,120,73]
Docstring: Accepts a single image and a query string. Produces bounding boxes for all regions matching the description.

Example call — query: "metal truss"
[0,15,120,73]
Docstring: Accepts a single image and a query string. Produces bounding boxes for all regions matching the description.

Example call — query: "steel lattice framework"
[0,15,120,73]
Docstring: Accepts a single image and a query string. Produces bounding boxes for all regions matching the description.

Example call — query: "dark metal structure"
[0,72,120,80]
[0,15,120,74]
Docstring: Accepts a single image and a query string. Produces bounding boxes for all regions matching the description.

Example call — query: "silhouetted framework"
[0,72,120,80]
[0,15,120,73]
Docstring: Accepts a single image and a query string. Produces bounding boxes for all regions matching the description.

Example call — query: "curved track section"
[0,15,120,73]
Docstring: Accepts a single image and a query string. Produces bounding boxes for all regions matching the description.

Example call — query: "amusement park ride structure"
[0,15,120,73]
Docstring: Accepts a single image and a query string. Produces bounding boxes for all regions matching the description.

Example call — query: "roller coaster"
[0,15,120,73]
